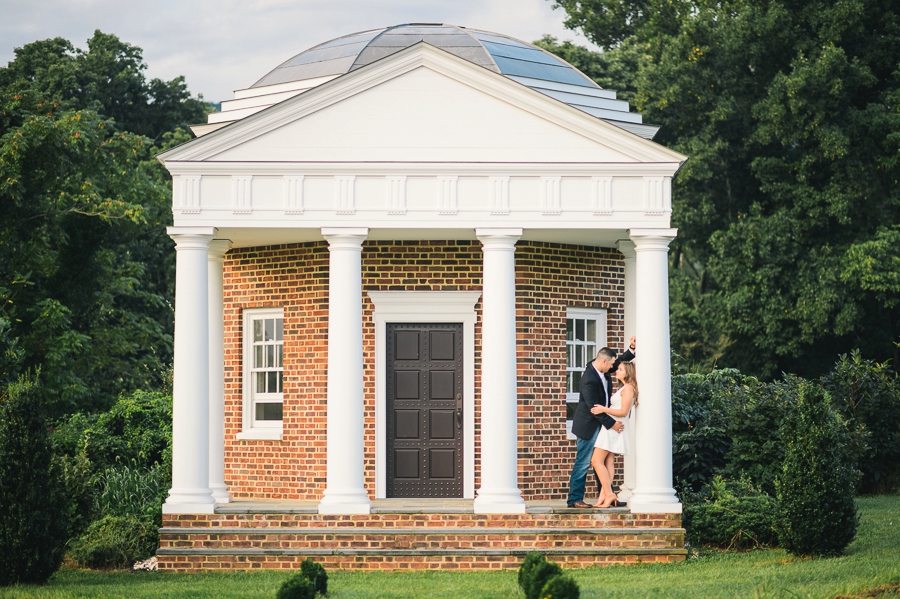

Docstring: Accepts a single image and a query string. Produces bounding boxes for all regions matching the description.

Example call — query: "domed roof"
[251,24,597,90]
[199,24,658,139]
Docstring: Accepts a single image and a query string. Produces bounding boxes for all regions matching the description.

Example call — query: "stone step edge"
[160,527,684,536]
[213,507,631,515]
[157,547,687,557]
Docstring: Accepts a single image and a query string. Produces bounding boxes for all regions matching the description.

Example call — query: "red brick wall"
[222,240,624,501]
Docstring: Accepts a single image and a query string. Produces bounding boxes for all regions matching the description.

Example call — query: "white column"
[164,227,217,514]
[208,239,232,504]
[318,227,371,514]
[474,228,525,514]
[628,229,681,513]
[616,239,637,503]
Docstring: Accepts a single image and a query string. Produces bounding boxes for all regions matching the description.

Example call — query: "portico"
[156,25,687,566]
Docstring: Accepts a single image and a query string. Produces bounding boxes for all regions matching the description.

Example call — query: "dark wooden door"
[386,323,463,498]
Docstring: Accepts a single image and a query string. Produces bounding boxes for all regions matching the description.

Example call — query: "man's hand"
[629,336,636,351]
[612,421,624,433]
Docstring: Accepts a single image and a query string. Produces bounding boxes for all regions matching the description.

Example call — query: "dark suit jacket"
[570,349,635,441]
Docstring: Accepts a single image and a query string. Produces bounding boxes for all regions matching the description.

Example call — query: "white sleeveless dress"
[593,388,630,455]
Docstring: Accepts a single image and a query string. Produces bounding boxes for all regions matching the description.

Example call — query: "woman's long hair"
[620,361,639,405]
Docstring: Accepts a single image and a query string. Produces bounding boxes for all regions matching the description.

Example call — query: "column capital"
[476,228,522,249]
[322,227,368,250]
[616,239,636,259]
[208,239,233,262]
[628,228,678,250]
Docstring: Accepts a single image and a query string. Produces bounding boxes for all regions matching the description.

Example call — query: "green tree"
[548,0,900,377]
[0,32,206,413]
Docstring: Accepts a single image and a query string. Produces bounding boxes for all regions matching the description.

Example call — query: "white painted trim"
[368,291,481,499]
[241,307,285,440]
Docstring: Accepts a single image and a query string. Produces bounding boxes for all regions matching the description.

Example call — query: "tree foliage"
[0,31,205,414]
[547,0,900,377]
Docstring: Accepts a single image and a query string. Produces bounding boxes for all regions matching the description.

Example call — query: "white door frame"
[369,291,480,499]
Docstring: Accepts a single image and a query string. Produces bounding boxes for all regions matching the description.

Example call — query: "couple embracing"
[567,337,639,509]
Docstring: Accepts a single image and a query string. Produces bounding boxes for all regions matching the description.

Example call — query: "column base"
[615,485,634,503]
[318,490,372,515]
[163,487,217,514]
[473,489,526,514]
[210,484,231,504]
[629,487,682,514]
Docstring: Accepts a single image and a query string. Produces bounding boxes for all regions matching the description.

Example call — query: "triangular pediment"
[158,44,686,166]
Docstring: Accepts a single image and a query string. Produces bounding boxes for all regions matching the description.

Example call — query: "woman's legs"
[590,448,614,506]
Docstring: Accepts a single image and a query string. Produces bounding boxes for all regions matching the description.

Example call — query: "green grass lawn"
[2,495,898,599]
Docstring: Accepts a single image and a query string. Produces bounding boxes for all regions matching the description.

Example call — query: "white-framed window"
[238,307,284,440]
[565,308,607,439]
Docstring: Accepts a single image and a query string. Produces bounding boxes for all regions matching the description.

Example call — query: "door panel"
[386,323,463,497]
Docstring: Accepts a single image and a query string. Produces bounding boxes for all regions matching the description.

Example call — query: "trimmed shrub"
[518,552,546,593]
[822,351,900,494]
[682,476,778,549]
[67,515,157,569]
[539,574,580,599]
[0,373,69,585]
[527,560,563,599]
[776,381,859,557]
[276,573,316,599]
[300,558,327,596]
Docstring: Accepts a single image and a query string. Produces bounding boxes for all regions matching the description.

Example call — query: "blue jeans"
[567,427,600,506]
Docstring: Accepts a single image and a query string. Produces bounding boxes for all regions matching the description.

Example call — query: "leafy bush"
[671,370,732,491]
[51,390,173,475]
[682,476,778,549]
[518,553,568,599]
[67,515,157,570]
[776,382,859,557]
[539,574,580,599]
[0,373,69,585]
[276,573,316,599]
[822,351,900,494]
[300,558,328,596]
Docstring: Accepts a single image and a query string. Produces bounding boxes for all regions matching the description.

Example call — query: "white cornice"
[163,161,682,178]
[157,43,687,166]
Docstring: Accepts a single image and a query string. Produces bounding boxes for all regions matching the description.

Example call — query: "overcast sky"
[0,0,597,104]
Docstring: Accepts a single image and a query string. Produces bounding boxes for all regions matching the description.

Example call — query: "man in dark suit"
[566,336,636,508]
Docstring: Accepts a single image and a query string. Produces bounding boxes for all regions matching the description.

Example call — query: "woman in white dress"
[589,361,638,508]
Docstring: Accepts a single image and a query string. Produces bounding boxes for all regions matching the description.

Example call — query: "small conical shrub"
[276,573,316,599]
[527,560,563,599]
[776,381,859,557]
[300,558,327,595]
[539,574,580,599]
[0,373,69,585]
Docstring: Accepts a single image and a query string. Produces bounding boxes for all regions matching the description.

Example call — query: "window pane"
[265,319,275,341]
[256,402,283,421]
[572,370,582,391]
[587,344,596,362]
[566,401,577,421]
[267,371,277,393]
[255,346,264,368]
[566,319,573,341]
[566,345,573,368]
[575,319,585,342]
[277,371,283,393]
[267,345,275,369]
[256,372,266,393]
[587,319,596,341]
[567,372,574,393]
[276,318,284,341]
[575,345,584,368]
[254,320,263,342]
[277,345,283,368]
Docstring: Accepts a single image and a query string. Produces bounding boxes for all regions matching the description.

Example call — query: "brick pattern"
[158,512,685,571]
[222,240,624,501]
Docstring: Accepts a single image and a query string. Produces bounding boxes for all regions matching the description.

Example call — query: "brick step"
[157,511,686,571]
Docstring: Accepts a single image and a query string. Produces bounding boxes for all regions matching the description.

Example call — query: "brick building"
[155,24,688,569]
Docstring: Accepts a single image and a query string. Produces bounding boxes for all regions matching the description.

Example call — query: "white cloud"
[0,0,598,103]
